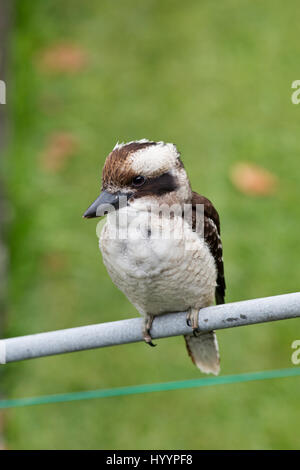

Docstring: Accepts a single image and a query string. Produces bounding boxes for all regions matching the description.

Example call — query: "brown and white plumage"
[184,192,225,374]
[84,139,225,374]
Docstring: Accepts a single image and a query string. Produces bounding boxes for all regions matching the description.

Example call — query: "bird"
[83,139,225,375]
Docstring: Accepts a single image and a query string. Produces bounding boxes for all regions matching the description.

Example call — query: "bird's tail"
[184,331,220,375]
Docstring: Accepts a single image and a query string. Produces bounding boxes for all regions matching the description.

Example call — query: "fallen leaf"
[230,162,278,196]
[40,132,78,172]
[38,43,88,73]
[42,252,68,273]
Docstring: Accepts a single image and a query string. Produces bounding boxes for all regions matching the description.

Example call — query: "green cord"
[1,367,299,409]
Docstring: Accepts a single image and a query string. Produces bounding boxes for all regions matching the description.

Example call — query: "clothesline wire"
[0,367,299,409]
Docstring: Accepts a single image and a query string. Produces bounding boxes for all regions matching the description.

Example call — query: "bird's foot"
[143,314,156,347]
[186,307,201,337]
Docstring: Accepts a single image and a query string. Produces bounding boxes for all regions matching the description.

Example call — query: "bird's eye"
[132,175,146,187]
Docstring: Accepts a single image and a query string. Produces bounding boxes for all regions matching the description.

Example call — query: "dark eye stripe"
[132,172,178,198]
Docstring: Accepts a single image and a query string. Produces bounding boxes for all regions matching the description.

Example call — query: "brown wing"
[191,191,226,304]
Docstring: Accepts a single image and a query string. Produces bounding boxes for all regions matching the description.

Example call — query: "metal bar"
[0,292,300,364]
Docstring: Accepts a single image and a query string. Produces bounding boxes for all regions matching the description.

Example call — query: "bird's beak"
[83,190,127,218]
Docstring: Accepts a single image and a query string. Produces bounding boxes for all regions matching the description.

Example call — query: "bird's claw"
[186,307,201,336]
[143,314,156,347]
[193,328,201,337]
[144,335,157,347]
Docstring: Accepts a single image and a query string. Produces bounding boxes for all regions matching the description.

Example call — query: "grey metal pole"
[0,292,300,364]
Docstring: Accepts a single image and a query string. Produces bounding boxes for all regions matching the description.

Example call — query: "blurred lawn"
[3,0,300,449]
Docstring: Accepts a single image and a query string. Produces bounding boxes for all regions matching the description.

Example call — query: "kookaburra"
[83,140,225,375]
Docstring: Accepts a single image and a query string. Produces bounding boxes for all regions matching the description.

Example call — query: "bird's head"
[83,139,192,218]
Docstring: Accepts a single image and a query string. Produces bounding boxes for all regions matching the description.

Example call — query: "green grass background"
[2,0,300,449]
